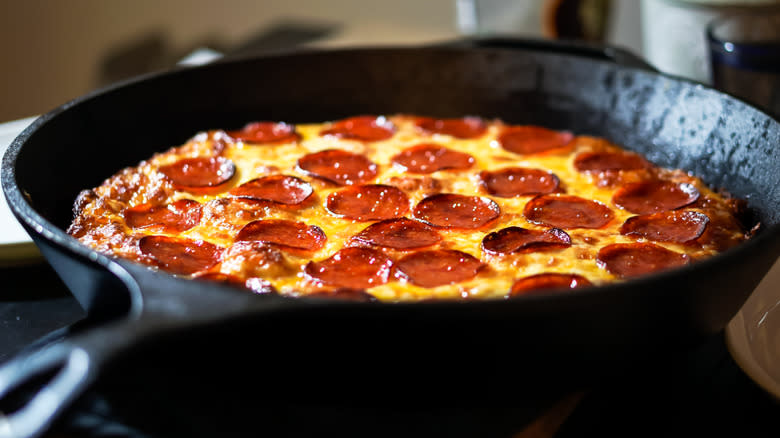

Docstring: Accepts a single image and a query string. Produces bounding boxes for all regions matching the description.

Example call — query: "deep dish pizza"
[67,115,752,301]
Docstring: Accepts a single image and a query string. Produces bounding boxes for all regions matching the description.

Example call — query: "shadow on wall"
[97,20,338,88]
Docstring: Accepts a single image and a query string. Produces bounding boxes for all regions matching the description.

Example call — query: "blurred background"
[1,0,779,122]
[0,0,642,122]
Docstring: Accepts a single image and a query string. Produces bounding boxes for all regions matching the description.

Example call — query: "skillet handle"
[0,320,141,438]
[436,36,658,73]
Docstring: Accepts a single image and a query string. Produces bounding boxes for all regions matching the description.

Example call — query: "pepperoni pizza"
[67,115,752,301]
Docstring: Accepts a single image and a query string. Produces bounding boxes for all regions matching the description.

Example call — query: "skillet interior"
[9,48,780,228]
[4,46,780,401]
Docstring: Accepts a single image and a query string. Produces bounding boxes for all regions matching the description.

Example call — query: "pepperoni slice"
[352,218,442,250]
[509,273,592,296]
[229,175,313,205]
[482,227,571,255]
[497,126,574,155]
[305,247,393,289]
[235,219,326,251]
[124,199,202,233]
[226,121,300,144]
[326,185,409,221]
[524,194,614,229]
[391,143,475,174]
[480,167,560,197]
[620,210,709,243]
[413,194,500,229]
[305,288,377,302]
[597,242,690,278]
[612,181,699,214]
[223,241,293,278]
[415,116,487,139]
[297,149,378,185]
[139,235,223,275]
[395,249,484,288]
[319,116,395,142]
[159,157,236,194]
[573,151,651,172]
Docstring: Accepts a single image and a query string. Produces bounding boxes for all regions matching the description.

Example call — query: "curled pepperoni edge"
[414,116,487,139]
[159,156,236,194]
[523,194,614,229]
[325,184,410,221]
[319,116,396,142]
[573,150,651,173]
[620,210,710,244]
[304,247,394,289]
[391,143,475,174]
[124,199,202,233]
[481,227,572,255]
[235,219,327,252]
[612,181,700,215]
[596,242,691,279]
[479,167,561,197]
[412,193,501,230]
[496,126,575,155]
[226,121,301,144]
[351,217,442,250]
[394,249,485,288]
[229,175,314,206]
[297,149,379,186]
[138,235,224,276]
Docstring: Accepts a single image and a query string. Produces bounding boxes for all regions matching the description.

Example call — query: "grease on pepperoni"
[395,249,484,288]
[235,219,326,251]
[620,210,709,243]
[509,273,592,296]
[326,185,409,221]
[229,175,313,205]
[124,199,202,233]
[480,167,560,197]
[297,149,378,185]
[497,126,574,155]
[159,156,235,194]
[352,218,441,250]
[414,116,487,139]
[482,227,571,255]
[391,143,475,174]
[573,151,651,172]
[320,115,395,142]
[597,242,690,278]
[305,247,393,289]
[138,235,223,275]
[413,193,500,229]
[226,121,300,144]
[612,181,699,214]
[524,194,614,229]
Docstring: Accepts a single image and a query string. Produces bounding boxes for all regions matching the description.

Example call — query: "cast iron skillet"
[2,38,780,437]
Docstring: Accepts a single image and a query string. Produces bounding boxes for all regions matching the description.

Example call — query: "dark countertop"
[2,29,778,437]
[1,260,778,438]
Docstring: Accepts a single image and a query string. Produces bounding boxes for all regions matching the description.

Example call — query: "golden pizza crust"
[67,115,750,301]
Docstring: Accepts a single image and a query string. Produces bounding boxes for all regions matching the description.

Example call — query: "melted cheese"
[69,115,748,302]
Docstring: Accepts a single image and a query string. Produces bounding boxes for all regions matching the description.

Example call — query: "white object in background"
[455,0,545,36]
[176,48,224,66]
[0,116,41,265]
[641,0,780,84]
[726,258,780,401]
